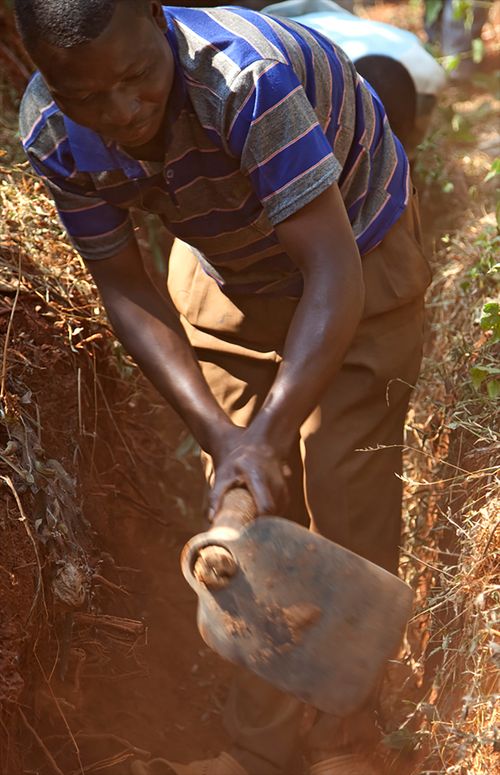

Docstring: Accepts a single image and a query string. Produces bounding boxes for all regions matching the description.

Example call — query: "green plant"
[484,157,500,184]
[470,361,500,399]
[479,301,500,343]
[461,229,500,292]
[415,129,455,193]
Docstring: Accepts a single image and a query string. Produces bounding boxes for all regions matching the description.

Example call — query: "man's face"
[34,1,174,148]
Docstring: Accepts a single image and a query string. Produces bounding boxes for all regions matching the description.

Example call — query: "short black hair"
[354,55,417,147]
[14,0,145,51]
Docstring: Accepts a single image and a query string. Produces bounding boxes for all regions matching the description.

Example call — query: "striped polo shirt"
[20,5,410,297]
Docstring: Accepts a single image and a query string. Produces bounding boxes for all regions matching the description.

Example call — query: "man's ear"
[150,0,167,31]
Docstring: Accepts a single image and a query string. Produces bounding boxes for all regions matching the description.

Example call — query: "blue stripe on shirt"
[264,16,317,107]
[59,203,129,238]
[171,7,263,71]
[172,192,261,240]
[249,125,332,200]
[228,61,299,157]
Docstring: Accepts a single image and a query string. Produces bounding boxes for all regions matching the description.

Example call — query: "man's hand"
[210,427,291,520]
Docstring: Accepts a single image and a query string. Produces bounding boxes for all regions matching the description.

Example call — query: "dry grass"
[381,76,499,773]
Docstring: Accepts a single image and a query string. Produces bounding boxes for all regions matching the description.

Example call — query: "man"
[16,2,432,773]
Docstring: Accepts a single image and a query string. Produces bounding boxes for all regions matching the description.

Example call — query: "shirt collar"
[63,117,146,176]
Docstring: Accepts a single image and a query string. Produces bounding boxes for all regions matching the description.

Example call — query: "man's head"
[354,55,417,150]
[15,0,174,148]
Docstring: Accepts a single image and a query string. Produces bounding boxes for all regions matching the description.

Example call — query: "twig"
[34,650,85,775]
[1,475,48,620]
[357,442,481,476]
[74,613,145,636]
[18,708,65,775]
[95,374,135,464]
[401,550,455,579]
[92,573,131,597]
[481,517,500,559]
[77,366,83,435]
[0,250,21,401]
[90,343,98,472]
[74,733,150,758]
[0,41,31,81]
[112,489,171,528]
[70,749,136,774]
[75,332,104,349]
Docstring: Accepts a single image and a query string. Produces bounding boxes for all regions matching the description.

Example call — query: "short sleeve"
[222,59,341,225]
[29,157,134,262]
[19,81,134,261]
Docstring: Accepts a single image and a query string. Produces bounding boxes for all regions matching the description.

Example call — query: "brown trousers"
[167,192,431,773]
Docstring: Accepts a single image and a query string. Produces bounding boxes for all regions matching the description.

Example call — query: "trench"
[1,4,498,771]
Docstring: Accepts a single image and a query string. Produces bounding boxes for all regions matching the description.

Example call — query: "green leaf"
[452,0,474,28]
[450,113,475,142]
[425,0,443,27]
[470,363,500,393]
[470,366,489,390]
[484,157,500,183]
[472,38,485,64]
[443,54,461,72]
[383,727,419,752]
[480,302,500,342]
[174,433,200,462]
[487,380,500,399]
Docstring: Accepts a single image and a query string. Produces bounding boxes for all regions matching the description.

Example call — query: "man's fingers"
[209,446,291,522]
[208,476,246,521]
[247,477,275,516]
[246,466,288,516]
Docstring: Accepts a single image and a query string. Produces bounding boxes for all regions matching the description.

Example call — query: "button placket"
[163,167,180,210]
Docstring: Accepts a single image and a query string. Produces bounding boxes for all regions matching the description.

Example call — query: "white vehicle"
[263,0,447,153]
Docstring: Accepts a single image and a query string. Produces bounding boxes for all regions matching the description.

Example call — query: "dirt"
[280,604,322,643]
[0,283,232,773]
[218,600,322,651]
[220,611,250,638]
[0,510,36,774]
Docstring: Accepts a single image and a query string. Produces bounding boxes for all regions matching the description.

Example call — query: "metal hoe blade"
[182,517,413,716]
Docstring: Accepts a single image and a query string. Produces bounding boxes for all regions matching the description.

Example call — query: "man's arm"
[209,182,365,515]
[87,183,364,519]
[85,238,242,461]
[254,182,364,451]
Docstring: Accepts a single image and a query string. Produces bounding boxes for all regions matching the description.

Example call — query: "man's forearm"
[249,265,364,455]
[100,277,236,458]
[207,247,365,516]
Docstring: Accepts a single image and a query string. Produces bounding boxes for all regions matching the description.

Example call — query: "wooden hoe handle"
[194,487,257,590]
[212,486,258,530]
